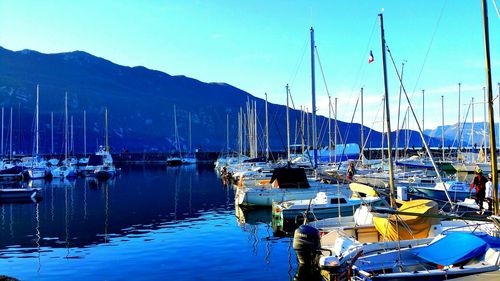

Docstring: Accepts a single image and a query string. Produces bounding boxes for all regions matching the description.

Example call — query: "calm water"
[0,164,310,281]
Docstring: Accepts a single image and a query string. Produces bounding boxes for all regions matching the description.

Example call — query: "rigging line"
[411,0,449,95]
[336,96,360,170]
[387,44,455,209]
[288,39,308,87]
[358,98,384,160]
[350,15,378,94]
[493,0,500,18]
[315,46,332,99]
[405,0,449,145]
[287,88,309,148]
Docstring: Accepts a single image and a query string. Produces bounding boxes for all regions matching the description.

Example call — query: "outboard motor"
[293,224,321,266]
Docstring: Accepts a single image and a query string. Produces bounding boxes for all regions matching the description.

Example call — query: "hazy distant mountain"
[0,46,447,154]
[424,122,498,148]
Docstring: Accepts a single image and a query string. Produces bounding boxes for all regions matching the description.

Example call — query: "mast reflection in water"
[0,164,310,280]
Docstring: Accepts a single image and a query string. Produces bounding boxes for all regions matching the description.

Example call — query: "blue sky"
[0,0,498,132]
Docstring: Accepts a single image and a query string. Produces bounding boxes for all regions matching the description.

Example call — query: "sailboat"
[51,93,76,178]
[182,112,196,164]
[0,107,23,180]
[318,5,500,279]
[26,85,49,179]
[166,105,183,166]
[94,107,117,179]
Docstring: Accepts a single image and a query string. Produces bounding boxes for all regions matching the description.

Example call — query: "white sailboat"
[51,92,76,178]
[26,85,48,179]
[182,112,196,164]
[166,105,183,166]
[94,107,117,179]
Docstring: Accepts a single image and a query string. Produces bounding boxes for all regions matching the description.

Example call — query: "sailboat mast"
[361,88,364,157]
[105,107,109,152]
[379,13,396,207]
[481,0,498,215]
[1,107,3,158]
[51,112,54,154]
[458,83,461,153]
[265,93,269,160]
[382,96,385,163]
[226,113,229,154]
[65,92,68,160]
[483,87,487,161]
[254,100,257,157]
[286,84,290,161]
[71,115,74,155]
[422,89,425,135]
[334,98,338,162]
[189,112,192,154]
[9,107,12,160]
[36,84,39,156]
[395,62,405,161]
[84,110,87,157]
[472,98,475,149]
[310,27,318,168]
[441,96,445,161]
[328,96,332,162]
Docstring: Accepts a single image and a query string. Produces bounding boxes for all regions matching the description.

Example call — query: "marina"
[0,165,302,280]
[0,1,499,280]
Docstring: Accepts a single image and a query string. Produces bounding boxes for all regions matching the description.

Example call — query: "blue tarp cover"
[412,232,488,266]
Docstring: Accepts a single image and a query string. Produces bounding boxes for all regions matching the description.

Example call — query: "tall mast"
[71,115,74,155]
[458,83,461,154]
[254,100,257,157]
[328,96,332,162]
[84,110,87,157]
[382,95,385,163]
[360,88,364,157]
[286,84,290,161]
[334,98,338,162]
[9,107,12,160]
[310,27,318,168]
[306,107,310,150]
[483,86,487,161]
[481,0,498,215]
[422,89,425,136]
[472,98,475,149]
[1,107,3,158]
[395,62,405,161]
[226,113,229,154]
[189,112,192,154]
[265,93,269,160]
[65,92,68,160]
[105,107,109,152]
[36,84,39,157]
[300,106,305,156]
[441,96,445,161]
[379,13,396,207]
[51,112,54,155]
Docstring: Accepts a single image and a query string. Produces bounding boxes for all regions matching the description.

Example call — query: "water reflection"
[0,164,300,281]
[0,165,234,252]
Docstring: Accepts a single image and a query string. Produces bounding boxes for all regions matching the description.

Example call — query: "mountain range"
[0,46,452,155]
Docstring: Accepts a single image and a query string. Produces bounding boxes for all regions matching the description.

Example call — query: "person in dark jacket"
[470,169,487,212]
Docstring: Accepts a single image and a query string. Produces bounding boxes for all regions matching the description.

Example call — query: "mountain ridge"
[0,46,447,154]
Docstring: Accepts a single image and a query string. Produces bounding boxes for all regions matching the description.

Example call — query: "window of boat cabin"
[330,198,347,204]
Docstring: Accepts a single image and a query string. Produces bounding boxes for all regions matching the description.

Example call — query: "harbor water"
[0,165,306,280]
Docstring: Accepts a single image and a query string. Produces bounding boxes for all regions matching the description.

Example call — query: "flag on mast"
[368,50,374,64]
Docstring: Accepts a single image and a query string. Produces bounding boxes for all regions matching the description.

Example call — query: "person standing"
[346,162,355,181]
[485,174,493,212]
[470,169,487,212]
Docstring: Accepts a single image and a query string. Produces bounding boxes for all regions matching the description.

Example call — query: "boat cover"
[372,199,440,241]
[349,183,378,198]
[269,168,310,188]
[412,232,488,266]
